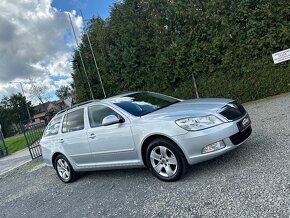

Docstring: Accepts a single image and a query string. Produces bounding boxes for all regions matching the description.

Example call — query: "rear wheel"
[55,155,78,183]
[146,138,187,182]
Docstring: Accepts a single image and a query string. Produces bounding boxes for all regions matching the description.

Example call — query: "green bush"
[72,0,290,103]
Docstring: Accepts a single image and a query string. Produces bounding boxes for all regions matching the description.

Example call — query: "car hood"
[143,98,232,120]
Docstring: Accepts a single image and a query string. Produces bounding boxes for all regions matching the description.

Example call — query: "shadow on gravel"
[78,167,150,181]
[181,142,253,181]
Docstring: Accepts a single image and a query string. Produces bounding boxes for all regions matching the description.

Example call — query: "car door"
[59,108,92,167]
[86,104,139,166]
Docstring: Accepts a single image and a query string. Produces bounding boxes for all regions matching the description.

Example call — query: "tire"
[146,138,188,182]
[54,154,79,183]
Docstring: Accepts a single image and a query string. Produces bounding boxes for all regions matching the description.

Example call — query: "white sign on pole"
[272,48,290,64]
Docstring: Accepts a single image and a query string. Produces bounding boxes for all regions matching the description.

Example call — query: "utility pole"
[67,12,94,100]
[10,81,32,122]
[80,10,106,98]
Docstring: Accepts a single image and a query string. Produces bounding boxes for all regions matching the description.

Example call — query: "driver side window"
[88,105,121,128]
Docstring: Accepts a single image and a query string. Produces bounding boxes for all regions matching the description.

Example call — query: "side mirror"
[102,115,122,126]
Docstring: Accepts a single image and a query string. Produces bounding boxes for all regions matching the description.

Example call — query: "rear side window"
[62,109,84,133]
[44,116,62,137]
[88,105,120,128]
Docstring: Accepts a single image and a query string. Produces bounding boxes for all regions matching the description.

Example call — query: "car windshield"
[110,92,180,116]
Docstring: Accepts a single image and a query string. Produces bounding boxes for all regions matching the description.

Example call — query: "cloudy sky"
[0,0,114,104]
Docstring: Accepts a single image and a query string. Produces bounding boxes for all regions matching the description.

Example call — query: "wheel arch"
[51,152,65,169]
[141,134,187,166]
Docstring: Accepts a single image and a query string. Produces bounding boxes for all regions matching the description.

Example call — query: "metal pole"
[20,123,33,159]
[192,73,200,99]
[80,10,106,98]
[0,124,8,155]
[19,82,32,122]
[67,13,94,100]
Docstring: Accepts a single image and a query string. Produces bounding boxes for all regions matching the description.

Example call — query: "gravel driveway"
[0,94,289,218]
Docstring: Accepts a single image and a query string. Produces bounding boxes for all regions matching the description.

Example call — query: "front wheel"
[55,155,78,183]
[146,138,187,182]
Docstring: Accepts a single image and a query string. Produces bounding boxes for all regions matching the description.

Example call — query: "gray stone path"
[0,148,31,175]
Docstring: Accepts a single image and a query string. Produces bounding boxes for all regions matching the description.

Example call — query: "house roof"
[33,102,51,114]
[53,100,63,105]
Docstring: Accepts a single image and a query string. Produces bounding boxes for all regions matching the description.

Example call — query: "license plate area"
[237,115,251,132]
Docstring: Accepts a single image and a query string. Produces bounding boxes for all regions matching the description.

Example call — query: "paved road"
[0,94,289,218]
[0,148,31,176]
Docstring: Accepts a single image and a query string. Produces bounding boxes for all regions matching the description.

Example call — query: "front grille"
[220,102,246,120]
[229,126,252,145]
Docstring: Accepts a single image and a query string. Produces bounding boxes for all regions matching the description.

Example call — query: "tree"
[0,93,33,137]
[28,79,51,104]
[9,93,33,123]
[55,85,72,100]
[71,0,290,103]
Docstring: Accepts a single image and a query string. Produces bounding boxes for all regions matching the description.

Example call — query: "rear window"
[62,109,84,133]
[44,116,62,137]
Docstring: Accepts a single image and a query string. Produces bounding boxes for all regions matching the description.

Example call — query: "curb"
[0,159,32,176]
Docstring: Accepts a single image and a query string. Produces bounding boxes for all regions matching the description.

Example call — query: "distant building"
[32,102,59,125]
[31,97,74,125]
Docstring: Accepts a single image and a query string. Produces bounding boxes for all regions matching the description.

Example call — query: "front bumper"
[172,115,252,165]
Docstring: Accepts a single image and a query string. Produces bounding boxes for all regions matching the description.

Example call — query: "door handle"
[59,139,64,143]
[89,133,96,139]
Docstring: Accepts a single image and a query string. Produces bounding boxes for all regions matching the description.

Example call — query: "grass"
[3,132,41,154]
[3,134,28,154]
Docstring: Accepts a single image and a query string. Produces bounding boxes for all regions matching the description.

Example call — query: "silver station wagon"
[40,91,252,183]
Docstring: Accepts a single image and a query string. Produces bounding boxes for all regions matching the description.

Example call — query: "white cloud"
[0,0,82,103]
[54,78,73,88]
[0,83,17,97]
[46,52,73,77]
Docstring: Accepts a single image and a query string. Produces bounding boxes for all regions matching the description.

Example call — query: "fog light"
[202,141,225,154]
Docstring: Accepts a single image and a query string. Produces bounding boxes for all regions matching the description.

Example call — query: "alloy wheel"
[150,146,178,177]
[56,158,71,182]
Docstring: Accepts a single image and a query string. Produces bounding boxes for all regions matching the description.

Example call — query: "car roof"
[104,91,143,100]
[55,91,145,117]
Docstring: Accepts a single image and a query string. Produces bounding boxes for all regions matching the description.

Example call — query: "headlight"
[175,115,223,131]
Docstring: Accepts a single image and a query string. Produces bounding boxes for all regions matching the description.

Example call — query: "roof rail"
[56,99,100,116]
